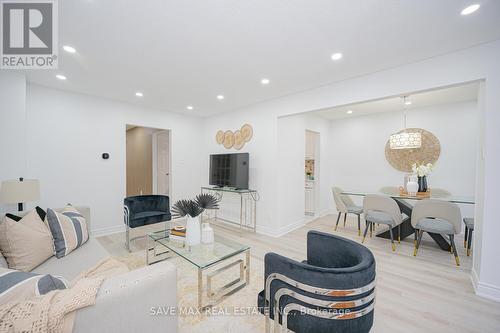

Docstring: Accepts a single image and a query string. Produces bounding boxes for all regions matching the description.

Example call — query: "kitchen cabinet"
[305,131,315,159]
[305,182,315,214]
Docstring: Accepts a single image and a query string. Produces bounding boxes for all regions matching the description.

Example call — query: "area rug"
[117,251,267,333]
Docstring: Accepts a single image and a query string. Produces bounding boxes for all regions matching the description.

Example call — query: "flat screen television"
[209,153,249,189]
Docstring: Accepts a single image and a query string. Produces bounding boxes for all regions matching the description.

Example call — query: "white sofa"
[1,206,178,333]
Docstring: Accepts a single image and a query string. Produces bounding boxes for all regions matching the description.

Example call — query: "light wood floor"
[98,214,500,332]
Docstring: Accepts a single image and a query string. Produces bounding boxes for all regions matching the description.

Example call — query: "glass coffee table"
[146,230,251,309]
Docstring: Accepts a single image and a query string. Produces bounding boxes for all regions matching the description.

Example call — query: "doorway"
[126,125,171,197]
[305,130,320,216]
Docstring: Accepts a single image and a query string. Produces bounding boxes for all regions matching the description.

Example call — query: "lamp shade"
[389,131,422,150]
[0,179,40,204]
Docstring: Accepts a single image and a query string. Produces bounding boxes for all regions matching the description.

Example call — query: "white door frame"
[152,130,172,197]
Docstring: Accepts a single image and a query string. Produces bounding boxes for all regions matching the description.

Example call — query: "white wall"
[329,101,477,197]
[0,83,204,235]
[200,40,500,300]
[276,114,331,234]
[0,72,27,213]
[202,111,279,235]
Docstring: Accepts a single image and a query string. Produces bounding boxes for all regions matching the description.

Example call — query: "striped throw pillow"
[0,268,69,304]
[46,206,89,258]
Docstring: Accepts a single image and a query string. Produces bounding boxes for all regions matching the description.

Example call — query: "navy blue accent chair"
[257,231,376,333]
[124,195,171,251]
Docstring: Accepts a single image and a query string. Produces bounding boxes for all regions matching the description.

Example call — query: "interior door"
[156,131,170,196]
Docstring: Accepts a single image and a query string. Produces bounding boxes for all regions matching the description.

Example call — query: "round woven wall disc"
[223,130,235,149]
[385,128,440,172]
[233,130,245,150]
[215,130,224,144]
[241,124,253,142]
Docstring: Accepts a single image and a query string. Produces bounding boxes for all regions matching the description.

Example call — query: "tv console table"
[200,186,258,232]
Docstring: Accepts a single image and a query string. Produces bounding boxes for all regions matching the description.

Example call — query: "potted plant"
[411,162,434,192]
[171,193,219,246]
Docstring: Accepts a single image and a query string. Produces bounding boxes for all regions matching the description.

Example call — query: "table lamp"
[0,178,40,211]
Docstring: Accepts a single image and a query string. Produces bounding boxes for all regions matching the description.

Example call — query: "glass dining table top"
[341,188,475,205]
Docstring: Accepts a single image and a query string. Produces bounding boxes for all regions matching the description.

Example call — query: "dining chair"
[463,217,474,256]
[363,194,405,251]
[411,200,462,266]
[332,187,363,235]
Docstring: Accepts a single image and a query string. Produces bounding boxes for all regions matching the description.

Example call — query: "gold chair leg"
[464,239,467,248]
[413,244,418,256]
[392,243,396,252]
[455,255,460,266]
[467,249,471,257]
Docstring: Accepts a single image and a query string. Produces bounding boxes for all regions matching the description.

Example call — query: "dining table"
[341,188,475,251]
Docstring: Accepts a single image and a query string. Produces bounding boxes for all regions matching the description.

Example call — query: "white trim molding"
[257,218,306,238]
[471,268,500,303]
[92,224,125,237]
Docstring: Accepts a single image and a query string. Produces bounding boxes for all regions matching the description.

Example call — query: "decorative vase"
[418,176,428,193]
[201,223,214,244]
[406,177,419,196]
[185,216,201,246]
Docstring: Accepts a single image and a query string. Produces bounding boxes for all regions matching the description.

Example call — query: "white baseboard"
[257,218,306,238]
[471,268,500,302]
[92,225,125,237]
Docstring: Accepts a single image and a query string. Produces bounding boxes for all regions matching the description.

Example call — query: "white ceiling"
[26,0,500,117]
[311,82,479,120]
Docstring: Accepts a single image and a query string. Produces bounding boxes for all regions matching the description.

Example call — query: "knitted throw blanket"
[0,257,129,333]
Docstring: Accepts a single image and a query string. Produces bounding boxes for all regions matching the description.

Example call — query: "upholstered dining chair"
[363,194,405,251]
[411,200,462,266]
[332,187,363,235]
[257,231,376,333]
[463,217,474,256]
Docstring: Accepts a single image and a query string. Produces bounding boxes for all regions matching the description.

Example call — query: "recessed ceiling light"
[404,100,412,106]
[347,110,353,114]
[186,106,193,110]
[217,95,224,100]
[331,53,343,61]
[56,74,66,80]
[63,45,76,53]
[135,92,143,97]
[261,78,270,85]
[461,4,480,15]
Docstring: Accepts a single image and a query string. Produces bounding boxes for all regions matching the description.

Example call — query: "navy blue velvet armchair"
[258,231,376,333]
[123,195,171,251]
